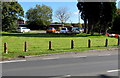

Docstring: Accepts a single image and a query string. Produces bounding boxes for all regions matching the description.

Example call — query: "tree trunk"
[87,18,92,34]
[84,18,87,33]
[103,25,107,35]
[91,24,94,35]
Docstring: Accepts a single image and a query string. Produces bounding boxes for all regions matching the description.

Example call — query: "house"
[17,19,28,27]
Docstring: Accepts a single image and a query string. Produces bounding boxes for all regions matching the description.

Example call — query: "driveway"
[30,30,60,33]
[30,30,46,33]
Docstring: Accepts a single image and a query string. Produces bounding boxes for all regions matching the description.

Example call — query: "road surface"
[2,50,119,77]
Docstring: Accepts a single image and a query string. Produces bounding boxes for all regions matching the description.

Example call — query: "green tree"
[100,2,116,34]
[77,2,116,35]
[111,8,120,34]
[112,15,120,34]
[77,2,87,33]
[26,4,52,30]
[77,2,101,34]
[2,2,24,32]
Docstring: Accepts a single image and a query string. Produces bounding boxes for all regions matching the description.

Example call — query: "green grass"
[1,32,118,58]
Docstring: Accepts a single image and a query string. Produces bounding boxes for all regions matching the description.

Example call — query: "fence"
[3,37,120,54]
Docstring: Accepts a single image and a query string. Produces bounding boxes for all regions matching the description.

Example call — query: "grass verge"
[1,32,118,59]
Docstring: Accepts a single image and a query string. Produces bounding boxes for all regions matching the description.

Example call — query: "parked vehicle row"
[46,27,84,34]
[16,26,84,34]
[60,27,81,34]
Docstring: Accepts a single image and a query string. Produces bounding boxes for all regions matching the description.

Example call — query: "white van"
[17,27,30,33]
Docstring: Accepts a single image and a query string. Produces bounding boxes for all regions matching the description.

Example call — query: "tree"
[26,4,52,30]
[77,2,101,34]
[77,2,88,33]
[111,8,120,34]
[55,7,70,24]
[112,15,120,34]
[2,1,24,32]
[116,8,120,15]
[77,2,116,35]
[100,2,116,34]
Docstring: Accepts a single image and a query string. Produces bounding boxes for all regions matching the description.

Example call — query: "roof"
[50,24,63,25]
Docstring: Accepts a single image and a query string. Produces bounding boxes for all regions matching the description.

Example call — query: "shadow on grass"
[2,33,91,37]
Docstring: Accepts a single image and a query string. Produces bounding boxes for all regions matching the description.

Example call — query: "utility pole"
[78,11,80,24]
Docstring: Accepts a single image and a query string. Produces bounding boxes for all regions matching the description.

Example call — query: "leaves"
[26,4,52,30]
[77,2,116,34]
[2,2,24,31]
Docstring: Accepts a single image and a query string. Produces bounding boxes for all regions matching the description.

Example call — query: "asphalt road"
[2,52,119,77]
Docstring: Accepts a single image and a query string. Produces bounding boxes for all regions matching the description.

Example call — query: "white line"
[107,69,120,73]
[98,54,111,56]
[0,60,26,64]
[42,57,59,60]
[64,74,71,77]
[73,56,87,58]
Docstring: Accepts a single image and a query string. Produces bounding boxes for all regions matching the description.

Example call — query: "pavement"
[1,48,119,77]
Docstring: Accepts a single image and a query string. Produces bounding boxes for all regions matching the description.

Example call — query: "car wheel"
[23,30,25,33]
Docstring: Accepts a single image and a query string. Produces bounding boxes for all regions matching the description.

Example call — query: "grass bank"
[1,32,118,58]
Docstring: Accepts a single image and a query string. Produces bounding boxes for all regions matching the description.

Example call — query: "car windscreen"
[61,28,66,30]
[48,27,53,29]
[72,27,80,30]
[22,27,28,29]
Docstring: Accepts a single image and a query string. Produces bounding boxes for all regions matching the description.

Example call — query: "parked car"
[46,27,56,33]
[60,27,69,34]
[17,27,30,33]
[60,27,80,34]
[106,33,120,38]
[71,27,81,34]
[80,28,84,33]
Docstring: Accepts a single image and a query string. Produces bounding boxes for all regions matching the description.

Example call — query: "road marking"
[50,74,71,78]
[73,56,87,58]
[0,60,26,64]
[107,69,120,73]
[42,57,59,60]
[98,54,111,56]
[64,74,71,77]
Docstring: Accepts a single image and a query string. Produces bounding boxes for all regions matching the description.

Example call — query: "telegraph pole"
[78,11,80,24]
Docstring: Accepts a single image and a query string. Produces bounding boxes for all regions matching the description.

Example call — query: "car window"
[72,27,80,30]
[62,28,67,30]
[22,27,28,29]
[48,27,55,30]
[48,27,52,29]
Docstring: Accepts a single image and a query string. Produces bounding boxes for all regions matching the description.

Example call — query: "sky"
[18,1,120,23]
[19,2,81,23]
